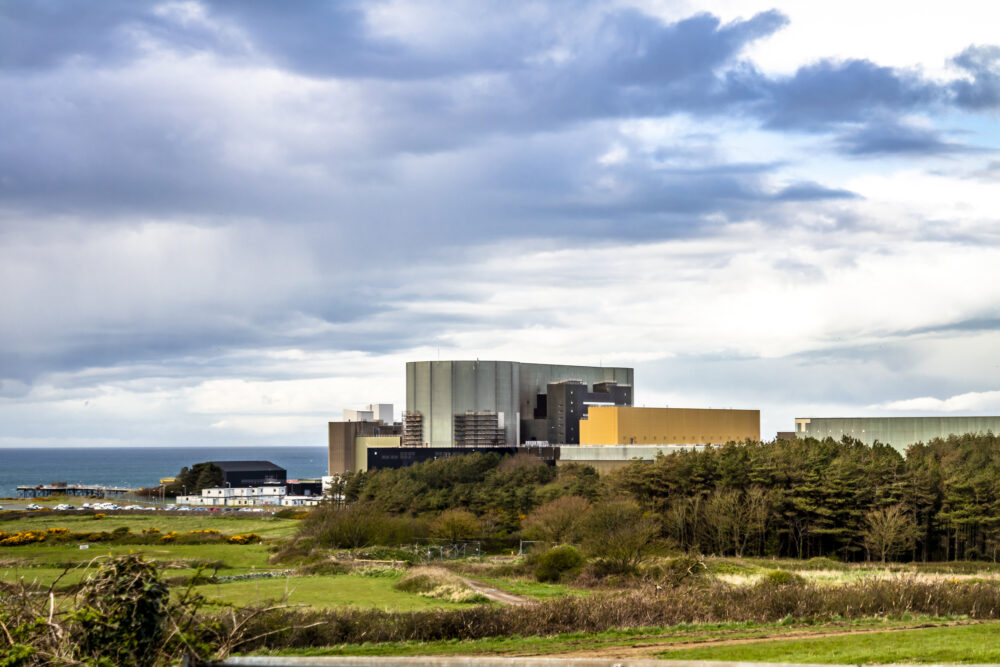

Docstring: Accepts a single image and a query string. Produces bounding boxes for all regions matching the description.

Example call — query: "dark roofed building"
[211,461,286,487]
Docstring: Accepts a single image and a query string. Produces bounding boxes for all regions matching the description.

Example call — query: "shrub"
[395,566,459,593]
[355,564,406,578]
[534,544,585,582]
[93,513,105,520]
[70,555,171,667]
[0,530,47,546]
[522,496,590,543]
[394,566,486,604]
[298,561,349,576]
[418,584,488,604]
[227,533,263,545]
[660,556,711,587]
[579,500,661,574]
[430,509,480,542]
[351,546,419,564]
[304,502,408,548]
[761,570,806,587]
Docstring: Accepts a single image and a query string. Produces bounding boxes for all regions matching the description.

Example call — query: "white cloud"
[873,391,1000,413]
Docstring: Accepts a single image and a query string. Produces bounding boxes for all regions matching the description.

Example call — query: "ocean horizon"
[0,446,328,499]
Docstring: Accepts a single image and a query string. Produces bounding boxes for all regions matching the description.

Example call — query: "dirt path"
[536,619,981,660]
[461,577,534,605]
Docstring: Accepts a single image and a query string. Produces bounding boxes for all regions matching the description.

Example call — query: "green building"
[793,416,1000,451]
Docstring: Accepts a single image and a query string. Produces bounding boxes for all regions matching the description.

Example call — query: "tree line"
[328,433,1000,562]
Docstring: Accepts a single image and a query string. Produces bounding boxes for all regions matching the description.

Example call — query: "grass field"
[474,576,589,599]
[261,617,979,658]
[659,622,1000,664]
[193,573,470,611]
[0,512,298,539]
[0,542,276,569]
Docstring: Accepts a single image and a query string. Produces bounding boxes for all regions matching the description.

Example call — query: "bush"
[579,500,661,574]
[394,566,487,604]
[93,513,105,520]
[660,556,711,587]
[70,555,171,666]
[430,509,480,542]
[522,496,590,543]
[351,546,420,564]
[227,533,263,545]
[304,502,419,548]
[761,570,806,587]
[298,561,349,576]
[534,545,585,582]
[0,530,47,546]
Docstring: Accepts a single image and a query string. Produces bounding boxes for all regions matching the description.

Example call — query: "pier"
[16,483,135,499]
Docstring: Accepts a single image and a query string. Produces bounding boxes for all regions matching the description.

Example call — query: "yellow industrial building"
[580,406,759,445]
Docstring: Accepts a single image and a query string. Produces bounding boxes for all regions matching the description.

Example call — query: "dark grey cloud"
[836,120,971,156]
[755,59,941,130]
[772,181,858,201]
[1,1,148,69]
[2,1,995,241]
[3,0,1000,402]
[952,45,1000,110]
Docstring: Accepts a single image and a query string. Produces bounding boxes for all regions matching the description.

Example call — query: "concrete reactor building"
[793,416,1000,451]
[326,360,762,475]
[404,360,634,446]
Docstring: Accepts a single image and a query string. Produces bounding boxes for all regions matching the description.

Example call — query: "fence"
[405,539,482,561]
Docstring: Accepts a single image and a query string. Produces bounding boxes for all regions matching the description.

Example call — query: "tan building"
[328,420,402,475]
[580,406,759,446]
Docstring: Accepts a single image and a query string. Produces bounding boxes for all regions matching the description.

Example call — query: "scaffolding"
[403,412,424,446]
[454,411,506,446]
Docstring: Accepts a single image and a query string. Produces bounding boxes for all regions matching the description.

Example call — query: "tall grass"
[230,577,1000,650]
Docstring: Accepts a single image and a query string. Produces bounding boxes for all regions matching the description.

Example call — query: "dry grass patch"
[395,566,488,603]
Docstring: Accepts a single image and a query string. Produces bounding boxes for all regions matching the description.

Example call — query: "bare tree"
[704,487,773,557]
[863,504,917,563]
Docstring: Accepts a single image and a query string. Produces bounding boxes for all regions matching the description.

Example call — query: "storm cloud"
[2,1,1000,446]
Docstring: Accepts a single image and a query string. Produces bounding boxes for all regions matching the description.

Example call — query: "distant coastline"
[0,446,327,499]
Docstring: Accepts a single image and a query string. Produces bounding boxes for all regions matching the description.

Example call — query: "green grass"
[257,617,969,658]
[659,622,1000,664]
[192,574,470,611]
[0,512,298,539]
[0,564,274,588]
[473,576,589,599]
[0,542,275,570]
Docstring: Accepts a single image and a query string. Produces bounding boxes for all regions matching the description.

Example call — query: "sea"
[0,446,328,498]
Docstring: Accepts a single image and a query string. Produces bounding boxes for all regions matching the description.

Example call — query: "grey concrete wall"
[405,361,520,445]
[518,363,633,425]
[796,416,1000,451]
[406,360,631,446]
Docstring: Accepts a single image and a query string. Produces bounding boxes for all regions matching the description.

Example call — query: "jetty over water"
[16,483,134,499]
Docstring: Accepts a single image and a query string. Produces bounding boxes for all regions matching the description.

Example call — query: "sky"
[2,0,1000,447]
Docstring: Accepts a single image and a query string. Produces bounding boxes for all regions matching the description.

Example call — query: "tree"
[522,496,590,543]
[165,462,223,496]
[307,502,389,549]
[579,500,661,573]
[431,509,480,542]
[863,504,917,563]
